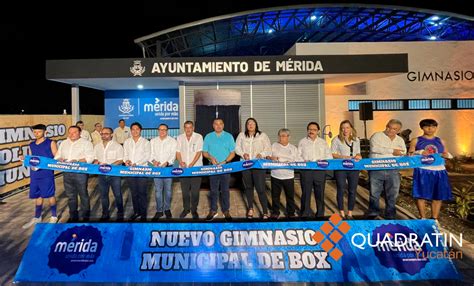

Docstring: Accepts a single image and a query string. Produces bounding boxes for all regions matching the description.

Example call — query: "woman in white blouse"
[235,118,272,219]
[331,120,362,220]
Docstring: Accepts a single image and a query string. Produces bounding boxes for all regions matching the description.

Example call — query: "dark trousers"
[98,175,124,217]
[127,177,149,218]
[63,172,90,219]
[300,170,326,217]
[209,174,230,212]
[180,177,202,212]
[335,170,360,211]
[242,169,268,214]
[271,177,296,216]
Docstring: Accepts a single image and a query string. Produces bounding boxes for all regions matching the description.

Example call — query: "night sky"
[1,0,472,115]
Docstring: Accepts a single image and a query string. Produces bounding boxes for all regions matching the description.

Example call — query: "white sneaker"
[22,217,41,229]
[49,216,58,223]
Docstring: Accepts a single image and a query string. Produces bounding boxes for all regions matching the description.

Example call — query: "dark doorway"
[195,105,240,139]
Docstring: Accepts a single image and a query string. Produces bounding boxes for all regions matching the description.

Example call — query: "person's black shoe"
[287,213,297,219]
[153,212,163,221]
[206,211,218,221]
[192,211,199,220]
[164,210,172,219]
[129,213,140,221]
[140,215,147,222]
[100,214,110,222]
[223,211,232,222]
[300,212,312,218]
[116,215,124,222]
[364,214,378,220]
[270,213,279,220]
[179,210,190,218]
[67,217,79,223]
[82,216,90,222]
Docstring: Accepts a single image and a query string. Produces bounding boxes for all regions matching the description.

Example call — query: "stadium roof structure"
[134,4,474,58]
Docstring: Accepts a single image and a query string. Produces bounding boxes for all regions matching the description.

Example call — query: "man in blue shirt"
[203,118,235,221]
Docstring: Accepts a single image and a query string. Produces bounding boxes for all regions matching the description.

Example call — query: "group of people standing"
[22,116,452,228]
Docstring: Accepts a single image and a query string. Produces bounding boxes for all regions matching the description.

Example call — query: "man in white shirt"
[91,122,103,146]
[367,119,407,220]
[176,121,203,219]
[54,125,94,222]
[150,124,177,220]
[268,128,301,219]
[114,119,131,145]
[123,122,150,221]
[76,121,92,142]
[298,122,333,218]
[93,127,124,221]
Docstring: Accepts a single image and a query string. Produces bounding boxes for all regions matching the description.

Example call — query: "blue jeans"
[368,170,400,219]
[154,178,173,212]
[209,174,230,212]
[98,175,124,217]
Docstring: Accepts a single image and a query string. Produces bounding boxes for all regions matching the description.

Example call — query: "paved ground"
[0,174,473,285]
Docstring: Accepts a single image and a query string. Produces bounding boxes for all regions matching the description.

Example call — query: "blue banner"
[104,89,179,129]
[23,154,445,178]
[15,220,460,283]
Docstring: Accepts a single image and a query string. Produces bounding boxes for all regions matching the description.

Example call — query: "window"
[348,100,375,111]
[431,99,451,109]
[408,100,430,110]
[377,100,404,110]
[349,98,474,111]
[457,99,474,109]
